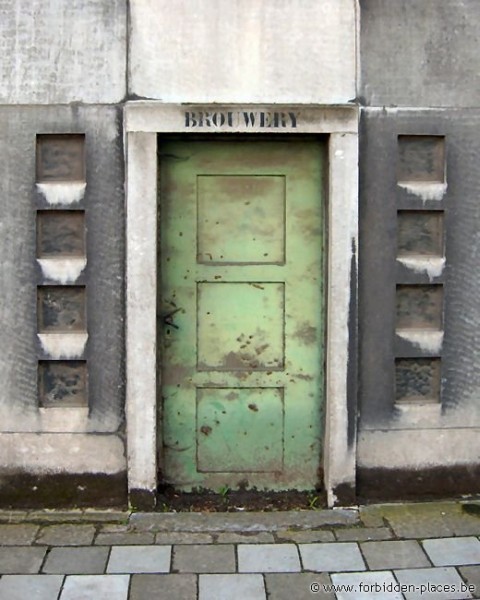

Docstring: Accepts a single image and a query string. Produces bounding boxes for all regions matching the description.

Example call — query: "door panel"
[159,139,325,491]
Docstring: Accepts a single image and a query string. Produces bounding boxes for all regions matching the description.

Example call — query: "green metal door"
[159,139,325,491]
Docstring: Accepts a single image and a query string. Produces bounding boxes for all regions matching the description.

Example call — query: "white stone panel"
[0,0,126,104]
[358,429,480,469]
[129,0,357,104]
[0,433,125,474]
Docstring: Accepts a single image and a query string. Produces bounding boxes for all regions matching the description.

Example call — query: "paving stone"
[199,574,266,600]
[378,502,478,539]
[275,530,335,543]
[43,546,109,574]
[60,574,130,600]
[0,511,30,524]
[238,543,301,573]
[130,574,197,600]
[155,532,213,545]
[335,527,393,542]
[0,524,39,545]
[130,509,358,533]
[97,524,131,534]
[36,524,96,546]
[0,547,46,574]
[94,532,155,545]
[107,545,171,573]
[361,540,430,570]
[358,506,387,528]
[299,542,365,572]
[265,572,335,599]
[458,566,480,595]
[216,532,275,544]
[80,511,129,523]
[395,567,474,600]
[28,511,88,523]
[422,537,480,566]
[331,571,403,600]
[0,574,64,600]
[173,544,235,573]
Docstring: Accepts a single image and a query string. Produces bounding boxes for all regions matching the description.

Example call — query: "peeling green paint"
[159,140,325,491]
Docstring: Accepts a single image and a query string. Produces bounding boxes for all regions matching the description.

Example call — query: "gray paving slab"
[0,574,64,600]
[335,527,393,542]
[199,574,266,600]
[78,511,129,523]
[28,511,88,523]
[276,529,335,543]
[129,509,358,532]
[0,523,39,545]
[155,532,213,545]
[238,543,301,573]
[299,542,366,572]
[0,511,30,524]
[0,547,46,574]
[377,502,479,539]
[265,572,335,599]
[331,571,402,600]
[36,524,96,546]
[129,574,197,600]
[60,574,130,600]
[331,570,403,600]
[216,532,275,544]
[94,532,155,545]
[173,544,235,573]
[361,540,430,570]
[422,537,480,566]
[358,506,387,528]
[458,566,480,596]
[394,567,474,600]
[42,546,110,574]
[97,524,131,534]
[107,545,171,573]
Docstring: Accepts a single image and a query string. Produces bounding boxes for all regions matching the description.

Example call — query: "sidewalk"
[0,501,479,599]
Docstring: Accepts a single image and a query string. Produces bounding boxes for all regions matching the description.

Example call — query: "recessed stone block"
[38,361,87,407]
[398,136,445,183]
[36,134,85,182]
[395,358,441,404]
[37,211,85,257]
[397,211,444,257]
[37,287,86,332]
[396,285,443,330]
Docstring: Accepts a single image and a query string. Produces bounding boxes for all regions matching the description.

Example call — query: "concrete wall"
[358,0,480,499]
[1,0,480,506]
[0,0,126,104]
[360,0,480,108]
[129,0,357,104]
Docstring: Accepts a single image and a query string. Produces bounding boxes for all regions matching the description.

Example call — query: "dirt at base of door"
[156,487,326,512]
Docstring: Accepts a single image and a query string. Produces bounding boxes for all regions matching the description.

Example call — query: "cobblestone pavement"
[0,501,479,599]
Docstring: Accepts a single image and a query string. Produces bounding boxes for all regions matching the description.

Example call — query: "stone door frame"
[124,102,359,508]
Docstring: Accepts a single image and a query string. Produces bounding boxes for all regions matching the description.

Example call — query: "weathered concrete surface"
[0,0,126,104]
[359,501,480,539]
[128,510,358,533]
[360,0,480,107]
[0,106,126,504]
[129,0,357,104]
[0,105,125,434]
[358,107,480,498]
[359,108,480,427]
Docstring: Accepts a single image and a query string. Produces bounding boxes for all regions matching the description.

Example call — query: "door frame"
[125,102,359,508]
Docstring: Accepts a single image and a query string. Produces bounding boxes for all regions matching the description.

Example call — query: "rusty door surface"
[159,139,325,491]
